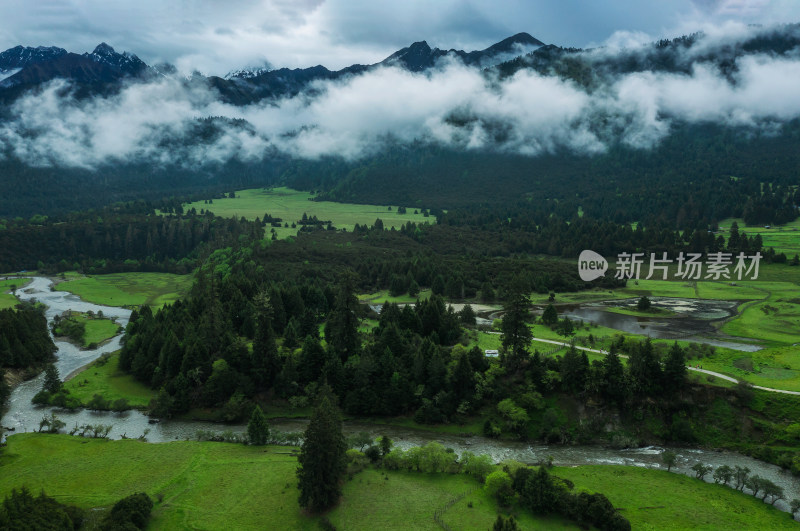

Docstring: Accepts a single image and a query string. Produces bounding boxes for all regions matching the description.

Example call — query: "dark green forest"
[0,304,56,369]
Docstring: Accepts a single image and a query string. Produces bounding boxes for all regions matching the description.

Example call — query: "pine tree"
[42,363,62,394]
[297,392,347,512]
[601,347,627,405]
[501,279,532,370]
[662,342,687,393]
[627,338,662,396]
[492,514,520,531]
[560,346,588,394]
[557,316,575,338]
[324,276,360,362]
[252,291,279,389]
[540,303,558,326]
[247,405,270,445]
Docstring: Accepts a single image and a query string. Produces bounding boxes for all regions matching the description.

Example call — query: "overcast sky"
[1,0,799,75]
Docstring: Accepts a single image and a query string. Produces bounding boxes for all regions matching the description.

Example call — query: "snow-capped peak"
[224,62,273,80]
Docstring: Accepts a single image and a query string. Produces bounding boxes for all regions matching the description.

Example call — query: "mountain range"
[3,24,800,107]
[0,33,544,105]
[1,26,800,219]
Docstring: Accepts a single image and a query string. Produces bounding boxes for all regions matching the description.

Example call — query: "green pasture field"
[0,434,317,530]
[72,314,121,347]
[358,289,432,305]
[529,289,630,305]
[696,345,800,392]
[56,272,193,308]
[554,465,798,530]
[0,278,28,309]
[328,468,576,530]
[604,306,678,318]
[719,217,800,256]
[63,352,155,408]
[0,435,793,530]
[180,187,432,239]
[720,281,800,346]
[621,279,699,298]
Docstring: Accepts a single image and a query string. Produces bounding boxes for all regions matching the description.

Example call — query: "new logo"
[578,250,608,281]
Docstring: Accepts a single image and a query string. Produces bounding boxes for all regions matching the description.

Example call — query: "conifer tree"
[252,291,279,388]
[663,342,688,393]
[501,278,532,370]
[324,275,360,362]
[42,363,61,394]
[297,391,347,512]
[540,303,558,326]
[247,405,270,445]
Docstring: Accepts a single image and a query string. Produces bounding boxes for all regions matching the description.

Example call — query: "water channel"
[1,278,797,516]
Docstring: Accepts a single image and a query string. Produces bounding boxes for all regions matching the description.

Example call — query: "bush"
[484,470,514,506]
[461,452,494,482]
[87,394,110,410]
[364,445,382,463]
[112,398,130,412]
[101,492,153,530]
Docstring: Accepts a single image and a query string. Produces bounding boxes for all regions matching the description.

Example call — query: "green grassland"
[604,306,678,318]
[554,465,797,530]
[621,279,700,298]
[63,352,155,408]
[358,289,432,305]
[0,278,30,309]
[181,187,432,239]
[719,217,800,256]
[0,434,317,530]
[529,289,630,305]
[720,281,800,345]
[0,435,793,530]
[328,468,576,530]
[56,272,193,308]
[696,346,800,391]
[73,314,121,347]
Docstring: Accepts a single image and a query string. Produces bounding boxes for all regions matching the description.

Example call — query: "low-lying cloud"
[2,25,800,169]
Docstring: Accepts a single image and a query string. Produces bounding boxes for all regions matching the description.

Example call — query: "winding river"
[2,278,798,517]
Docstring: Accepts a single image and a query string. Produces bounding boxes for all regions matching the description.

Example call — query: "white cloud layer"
[2,25,800,168]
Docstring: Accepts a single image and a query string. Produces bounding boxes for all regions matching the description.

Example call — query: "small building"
[484,349,499,357]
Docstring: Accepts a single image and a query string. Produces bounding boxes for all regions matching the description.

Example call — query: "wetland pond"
[556,297,763,352]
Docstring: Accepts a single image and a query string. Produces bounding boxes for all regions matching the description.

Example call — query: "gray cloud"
[2,1,800,75]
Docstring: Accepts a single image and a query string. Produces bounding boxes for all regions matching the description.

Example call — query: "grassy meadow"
[63,352,155,409]
[358,289,432,305]
[0,434,794,530]
[72,313,121,347]
[180,187,432,239]
[0,278,30,310]
[56,272,193,308]
[0,278,30,309]
[719,217,800,257]
[328,468,576,530]
[554,465,799,530]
